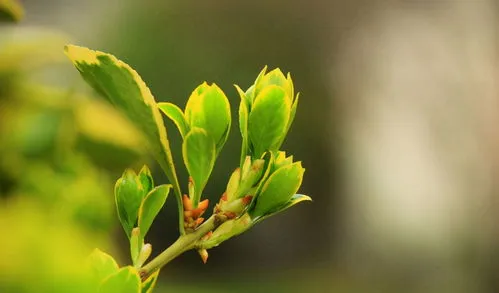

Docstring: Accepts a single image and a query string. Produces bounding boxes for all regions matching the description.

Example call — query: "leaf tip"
[64,44,100,65]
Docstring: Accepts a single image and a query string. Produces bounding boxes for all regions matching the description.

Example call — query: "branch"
[139,214,225,280]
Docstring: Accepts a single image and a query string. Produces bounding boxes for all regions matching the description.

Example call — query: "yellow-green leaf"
[250,162,305,219]
[0,0,24,22]
[130,228,142,266]
[64,45,182,221]
[158,102,189,138]
[99,267,141,293]
[115,169,144,238]
[87,249,119,284]
[275,92,299,149]
[182,128,216,207]
[246,66,268,104]
[138,184,171,240]
[235,85,249,166]
[138,165,154,195]
[254,194,311,223]
[255,68,291,103]
[184,83,231,153]
[248,85,291,158]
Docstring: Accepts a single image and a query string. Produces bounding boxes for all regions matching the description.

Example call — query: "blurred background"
[1,0,498,292]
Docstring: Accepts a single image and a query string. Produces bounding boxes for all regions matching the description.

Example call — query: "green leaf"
[225,167,241,202]
[99,267,141,293]
[234,158,265,200]
[141,269,160,293]
[275,92,299,149]
[248,85,291,158]
[255,68,292,103]
[250,162,305,219]
[0,0,24,22]
[158,102,189,138]
[236,85,249,167]
[184,83,231,153]
[87,249,119,283]
[138,184,171,239]
[270,151,293,174]
[254,194,311,223]
[286,72,295,103]
[182,128,216,207]
[288,92,299,131]
[115,169,144,238]
[247,66,268,104]
[64,45,182,216]
[130,228,142,266]
[138,165,154,195]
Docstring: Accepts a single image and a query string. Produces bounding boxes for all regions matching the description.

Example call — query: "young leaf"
[275,92,300,150]
[250,162,305,219]
[184,83,231,152]
[234,159,265,199]
[136,243,152,269]
[248,85,291,158]
[130,228,142,266]
[138,184,171,240]
[225,168,241,202]
[138,165,154,196]
[247,66,268,104]
[270,151,293,174]
[182,128,216,207]
[198,213,253,250]
[64,45,182,220]
[254,194,311,223]
[0,0,24,22]
[99,267,141,293]
[115,170,144,238]
[236,85,249,167]
[141,269,160,293]
[255,68,291,102]
[87,249,119,283]
[158,102,189,138]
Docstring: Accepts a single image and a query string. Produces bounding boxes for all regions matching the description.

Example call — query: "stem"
[158,160,185,235]
[139,215,222,280]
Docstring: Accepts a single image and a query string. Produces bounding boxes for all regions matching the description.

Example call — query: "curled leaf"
[158,102,189,138]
